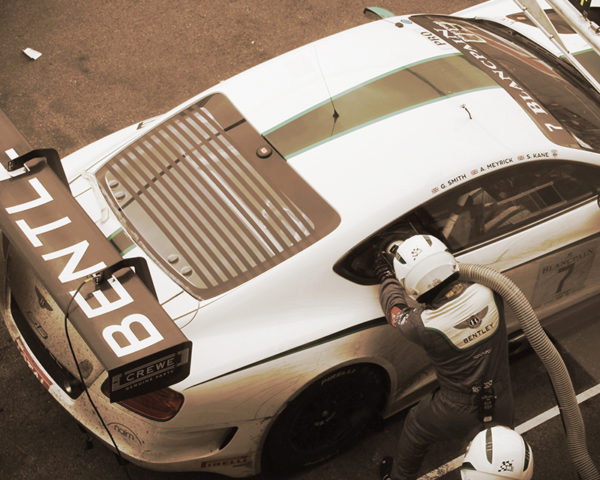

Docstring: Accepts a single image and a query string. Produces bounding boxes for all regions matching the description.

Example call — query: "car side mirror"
[363,7,395,20]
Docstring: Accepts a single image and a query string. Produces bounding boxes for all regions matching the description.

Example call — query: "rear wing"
[0,111,191,402]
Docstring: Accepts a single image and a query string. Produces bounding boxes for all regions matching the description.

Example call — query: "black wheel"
[262,364,387,474]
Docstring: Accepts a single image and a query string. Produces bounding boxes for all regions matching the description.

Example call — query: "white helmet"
[388,234,458,300]
[460,426,534,480]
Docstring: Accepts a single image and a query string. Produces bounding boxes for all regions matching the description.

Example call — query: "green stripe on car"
[264,53,498,158]
[108,227,135,256]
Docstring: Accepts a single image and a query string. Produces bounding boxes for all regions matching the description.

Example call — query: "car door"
[439,159,600,329]
[334,158,600,332]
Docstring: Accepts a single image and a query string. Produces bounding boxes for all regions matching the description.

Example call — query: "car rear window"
[96,93,340,299]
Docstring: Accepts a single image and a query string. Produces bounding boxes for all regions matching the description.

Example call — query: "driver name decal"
[431,157,516,194]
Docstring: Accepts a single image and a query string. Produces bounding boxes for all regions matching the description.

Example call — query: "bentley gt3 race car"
[1,0,600,477]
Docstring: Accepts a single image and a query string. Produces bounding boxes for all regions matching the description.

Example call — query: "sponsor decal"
[0,160,191,402]
[390,306,409,327]
[499,460,515,473]
[200,455,251,469]
[15,337,53,391]
[453,307,496,346]
[26,312,49,340]
[422,287,499,349]
[321,367,357,386]
[35,285,53,311]
[473,348,491,360]
[413,16,578,148]
[420,30,450,48]
[111,349,190,393]
[461,323,495,346]
[108,423,142,446]
[532,241,597,307]
[454,306,488,330]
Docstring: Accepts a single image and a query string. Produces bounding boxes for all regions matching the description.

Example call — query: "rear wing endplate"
[0,111,192,402]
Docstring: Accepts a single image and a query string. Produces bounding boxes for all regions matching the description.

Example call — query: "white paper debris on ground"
[23,48,42,60]
[4,148,18,160]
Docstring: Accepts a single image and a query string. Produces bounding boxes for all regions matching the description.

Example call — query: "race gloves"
[375,251,395,283]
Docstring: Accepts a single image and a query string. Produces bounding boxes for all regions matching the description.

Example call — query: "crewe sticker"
[412,16,578,149]
[111,349,190,393]
[0,158,192,402]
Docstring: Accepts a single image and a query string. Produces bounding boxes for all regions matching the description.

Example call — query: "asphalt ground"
[1,1,599,479]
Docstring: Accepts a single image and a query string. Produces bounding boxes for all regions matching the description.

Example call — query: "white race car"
[1,0,600,477]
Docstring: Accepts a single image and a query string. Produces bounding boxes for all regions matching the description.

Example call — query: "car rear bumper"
[0,267,263,477]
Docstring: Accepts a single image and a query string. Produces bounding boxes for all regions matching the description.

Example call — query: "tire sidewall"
[262,364,386,473]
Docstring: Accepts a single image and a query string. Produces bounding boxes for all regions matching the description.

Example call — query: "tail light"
[102,381,184,421]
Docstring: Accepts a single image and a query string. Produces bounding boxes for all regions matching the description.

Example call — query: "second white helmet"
[388,234,458,300]
[460,426,534,480]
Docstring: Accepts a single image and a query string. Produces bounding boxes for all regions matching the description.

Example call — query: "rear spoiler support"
[546,0,600,56]
[94,257,157,300]
[7,148,68,187]
[513,0,600,93]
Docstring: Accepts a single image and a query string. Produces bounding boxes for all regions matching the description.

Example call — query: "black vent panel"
[97,94,340,299]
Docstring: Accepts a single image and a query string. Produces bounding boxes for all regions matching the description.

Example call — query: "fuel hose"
[459,263,599,480]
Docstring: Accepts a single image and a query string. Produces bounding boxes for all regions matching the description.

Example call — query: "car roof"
[209,15,572,238]
[104,10,600,387]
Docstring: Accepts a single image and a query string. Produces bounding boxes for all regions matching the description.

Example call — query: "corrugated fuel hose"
[459,263,599,480]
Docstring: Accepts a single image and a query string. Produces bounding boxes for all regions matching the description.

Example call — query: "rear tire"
[262,364,387,474]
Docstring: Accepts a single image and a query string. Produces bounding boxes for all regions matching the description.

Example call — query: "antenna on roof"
[313,46,340,136]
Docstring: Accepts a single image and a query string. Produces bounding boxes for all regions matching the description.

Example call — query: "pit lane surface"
[1,1,599,479]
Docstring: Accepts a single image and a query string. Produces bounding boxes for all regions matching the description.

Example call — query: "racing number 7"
[556,263,574,294]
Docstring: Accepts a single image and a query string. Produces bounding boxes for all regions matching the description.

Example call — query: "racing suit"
[379,276,514,480]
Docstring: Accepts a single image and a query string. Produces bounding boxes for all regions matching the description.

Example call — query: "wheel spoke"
[263,366,386,472]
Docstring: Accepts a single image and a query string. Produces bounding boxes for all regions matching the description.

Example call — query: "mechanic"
[375,234,514,480]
